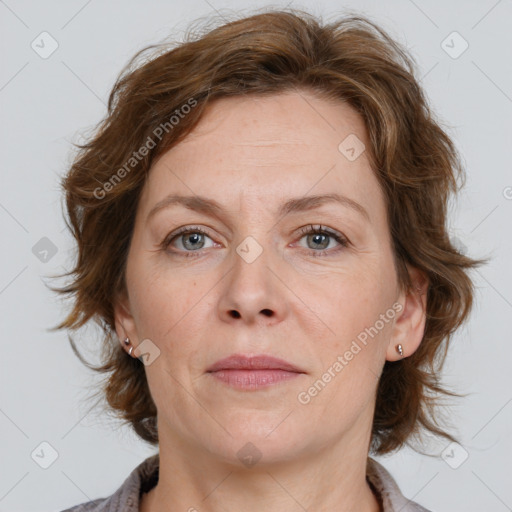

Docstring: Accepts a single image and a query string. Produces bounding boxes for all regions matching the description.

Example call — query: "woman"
[54,8,482,512]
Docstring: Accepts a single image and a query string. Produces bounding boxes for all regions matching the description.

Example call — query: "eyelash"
[161,224,349,258]
[160,226,214,258]
[296,225,349,257]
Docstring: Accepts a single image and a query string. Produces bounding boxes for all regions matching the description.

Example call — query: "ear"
[113,289,139,355]
[386,265,429,361]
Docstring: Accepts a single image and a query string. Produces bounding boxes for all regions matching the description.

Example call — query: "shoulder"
[367,457,432,512]
[59,453,160,512]
[60,497,108,512]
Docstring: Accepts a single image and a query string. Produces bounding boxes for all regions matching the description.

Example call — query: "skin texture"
[114,89,428,512]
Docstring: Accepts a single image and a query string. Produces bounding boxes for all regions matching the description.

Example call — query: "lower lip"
[208,369,303,389]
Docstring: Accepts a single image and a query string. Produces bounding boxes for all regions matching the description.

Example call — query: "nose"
[217,241,288,325]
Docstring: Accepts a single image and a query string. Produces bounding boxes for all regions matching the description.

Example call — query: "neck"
[141,423,381,512]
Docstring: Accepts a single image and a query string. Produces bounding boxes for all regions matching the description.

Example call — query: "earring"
[395,344,404,357]
[123,337,135,358]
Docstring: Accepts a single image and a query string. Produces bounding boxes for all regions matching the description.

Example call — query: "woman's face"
[115,90,424,466]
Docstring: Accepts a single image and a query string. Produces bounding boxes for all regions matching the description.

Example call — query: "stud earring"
[123,337,135,358]
[395,344,404,357]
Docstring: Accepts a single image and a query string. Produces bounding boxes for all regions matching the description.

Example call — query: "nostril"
[261,309,273,317]
[230,310,241,318]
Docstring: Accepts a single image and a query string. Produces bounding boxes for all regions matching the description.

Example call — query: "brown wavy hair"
[50,7,485,455]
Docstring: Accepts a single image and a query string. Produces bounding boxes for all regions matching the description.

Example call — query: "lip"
[206,354,305,373]
[209,369,302,389]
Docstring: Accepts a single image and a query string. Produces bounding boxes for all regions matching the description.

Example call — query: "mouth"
[206,354,306,390]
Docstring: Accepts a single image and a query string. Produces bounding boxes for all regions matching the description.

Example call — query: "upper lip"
[206,354,306,373]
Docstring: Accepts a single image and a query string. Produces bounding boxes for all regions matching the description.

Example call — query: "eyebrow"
[146,192,370,223]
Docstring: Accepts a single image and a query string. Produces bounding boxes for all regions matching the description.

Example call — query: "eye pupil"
[183,233,204,250]
[308,233,329,250]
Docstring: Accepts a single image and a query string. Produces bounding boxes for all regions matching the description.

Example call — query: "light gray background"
[1,0,511,511]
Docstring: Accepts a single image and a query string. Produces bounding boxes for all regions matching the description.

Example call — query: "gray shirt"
[61,454,431,511]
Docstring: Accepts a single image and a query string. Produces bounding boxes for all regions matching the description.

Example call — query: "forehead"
[139,90,384,220]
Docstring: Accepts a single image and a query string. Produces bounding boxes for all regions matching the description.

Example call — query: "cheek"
[129,255,205,334]
[308,262,393,340]
[129,268,218,382]
[294,258,397,402]
[297,281,394,426]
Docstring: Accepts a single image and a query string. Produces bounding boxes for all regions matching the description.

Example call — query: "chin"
[202,417,312,467]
